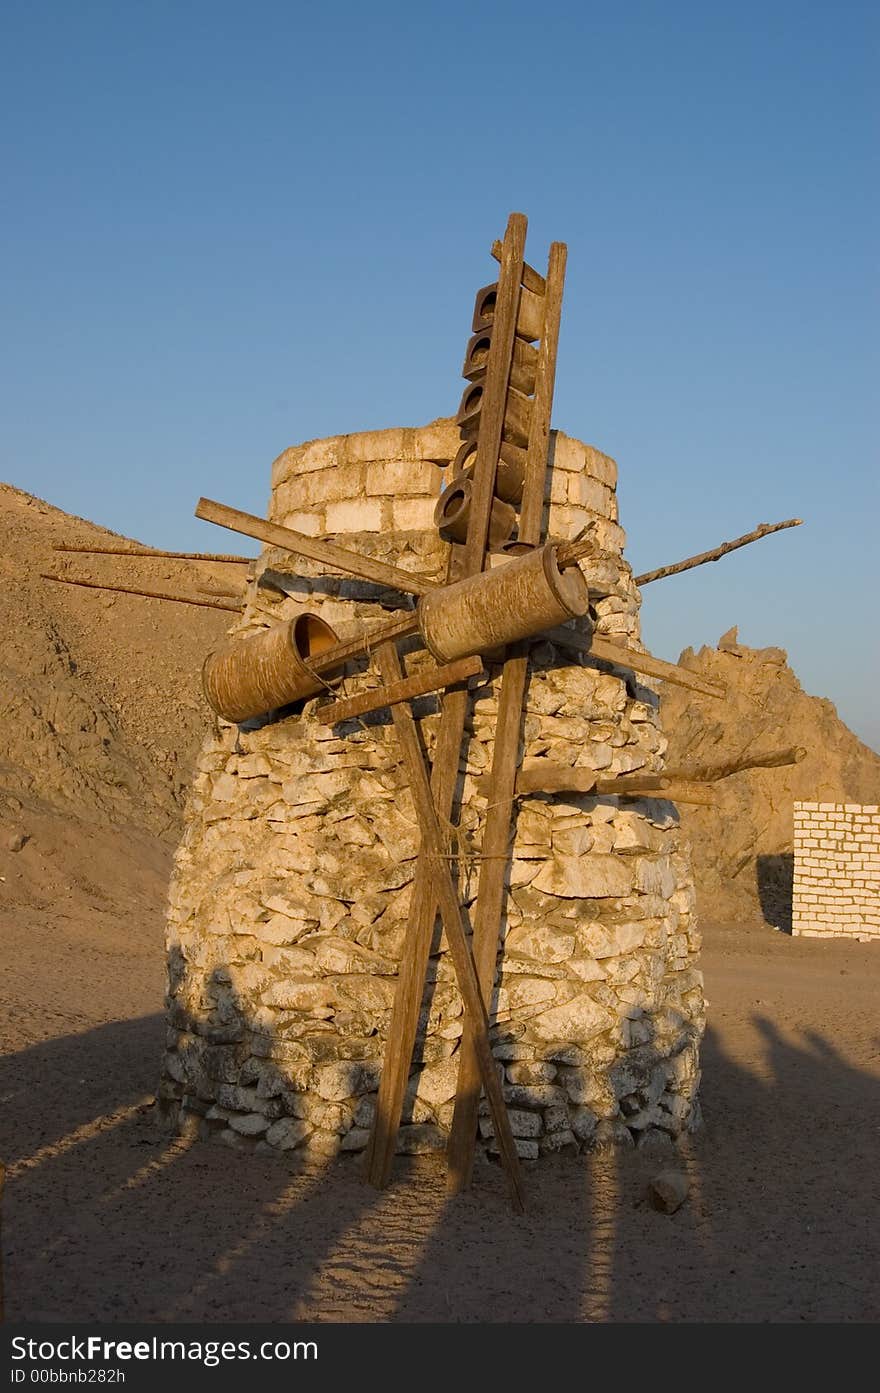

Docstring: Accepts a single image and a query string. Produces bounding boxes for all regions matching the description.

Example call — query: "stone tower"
[160,420,704,1160]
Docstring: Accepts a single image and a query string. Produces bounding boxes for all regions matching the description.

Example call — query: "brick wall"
[792,802,880,940]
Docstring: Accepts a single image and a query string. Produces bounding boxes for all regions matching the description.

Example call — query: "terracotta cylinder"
[456,381,532,448]
[452,438,526,505]
[202,613,340,722]
[471,281,545,341]
[462,330,539,396]
[417,544,589,663]
[434,476,516,549]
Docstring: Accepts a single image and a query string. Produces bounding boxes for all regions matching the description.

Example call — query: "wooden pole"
[195,498,437,597]
[513,764,719,804]
[365,214,528,1193]
[596,778,717,806]
[519,243,566,543]
[463,214,527,574]
[447,240,567,1194]
[635,519,803,587]
[544,626,726,700]
[52,544,251,563]
[663,746,806,782]
[290,611,421,676]
[40,573,241,612]
[315,655,482,725]
[364,685,469,1190]
[556,534,597,568]
[375,642,525,1212]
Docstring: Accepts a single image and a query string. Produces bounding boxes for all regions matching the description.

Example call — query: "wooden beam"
[298,611,421,677]
[513,764,719,805]
[605,781,717,806]
[491,239,546,296]
[315,655,483,725]
[364,684,469,1191]
[447,240,567,1195]
[596,777,717,805]
[52,544,251,563]
[463,214,527,574]
[445,642,528,1194]
[635,518,803,587]
[41,573,241,612]
[664,746,807,782]
[195,498,436,597]
[544,626,726,700]
[556,534,596,568]
[374,642,525,1212]
[365,215,528,1193]
[519,242,566,542]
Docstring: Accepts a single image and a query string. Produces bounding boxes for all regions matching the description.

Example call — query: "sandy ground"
[1,853,877,1326]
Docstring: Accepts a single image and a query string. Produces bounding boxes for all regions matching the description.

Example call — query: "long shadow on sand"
[1,1012,878,1322]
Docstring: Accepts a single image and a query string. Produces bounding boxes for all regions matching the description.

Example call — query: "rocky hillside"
[662,627,880,924]
[0,483,237,933]
[0,484,240,831]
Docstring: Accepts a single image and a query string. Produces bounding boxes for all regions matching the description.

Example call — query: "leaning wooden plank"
[195,498,436,597]
[447,240,567,1194]
[518,242,567,541]
[365,217,532,1186]
[364,684,469,1191]
[635,518,803,587]
[52,544,251,563]
[376,642,525,1212]
[463,214,527,574]
[445,645,529,1194]
[315,654,483,725]
[41,573,241,612]
[589,635,726,698]
[544,626,726,699]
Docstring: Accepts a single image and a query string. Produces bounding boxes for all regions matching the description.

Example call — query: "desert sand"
[1,891,877,1322]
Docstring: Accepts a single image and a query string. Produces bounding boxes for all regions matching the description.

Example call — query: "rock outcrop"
[0,482,232,933]
[0,482,232,836]
[663,627,880,925]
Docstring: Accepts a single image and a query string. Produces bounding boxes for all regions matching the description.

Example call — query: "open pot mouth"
[434,477,471,532]
[293,612,338,660]
[474,288,497,324]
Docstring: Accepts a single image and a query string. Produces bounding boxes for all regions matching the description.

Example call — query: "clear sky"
[2,2,877,747]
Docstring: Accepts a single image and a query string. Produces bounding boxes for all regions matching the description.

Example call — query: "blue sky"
[2,2,877,746]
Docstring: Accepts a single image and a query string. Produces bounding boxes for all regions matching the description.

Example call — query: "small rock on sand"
[648,1169,690,1214]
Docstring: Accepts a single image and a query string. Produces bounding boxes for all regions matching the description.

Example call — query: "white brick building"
[792,802,880,940]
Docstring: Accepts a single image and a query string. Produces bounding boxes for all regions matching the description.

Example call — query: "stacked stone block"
[792,801,880,940]
[161,420,704,1162]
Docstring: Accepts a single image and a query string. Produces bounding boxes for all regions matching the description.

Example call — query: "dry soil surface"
[1,894,877,1324]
